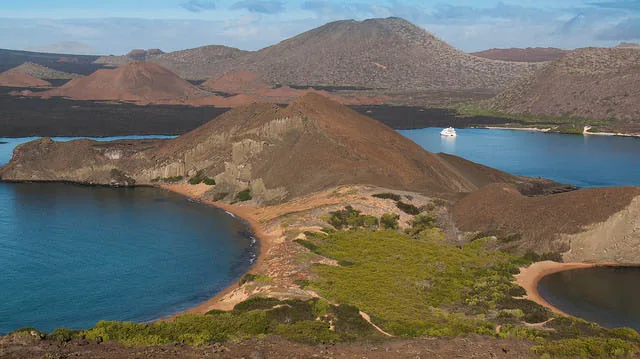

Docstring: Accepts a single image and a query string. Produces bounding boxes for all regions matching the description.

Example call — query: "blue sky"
[0,0,638,54]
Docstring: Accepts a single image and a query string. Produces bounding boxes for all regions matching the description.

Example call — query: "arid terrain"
[472,47,570,62]
[0,72,51,88]
[487,47,640,122]
[5,61,81,79]
[96,18,540,91]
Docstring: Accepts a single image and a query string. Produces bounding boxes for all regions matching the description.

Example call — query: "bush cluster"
[188,170,216,186]
[327,206,379,230]
[234,189,252,202]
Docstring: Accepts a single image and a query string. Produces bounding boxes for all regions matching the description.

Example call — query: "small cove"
[537,267,640,331]
[0,137,256,334]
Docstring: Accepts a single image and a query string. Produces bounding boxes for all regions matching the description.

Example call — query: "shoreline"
[156,183,275,315]
[514,261,617,316]
[482,126,551,132]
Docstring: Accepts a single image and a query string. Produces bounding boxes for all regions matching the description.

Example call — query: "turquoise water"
[399,128,640,188]
[0,137,256,334]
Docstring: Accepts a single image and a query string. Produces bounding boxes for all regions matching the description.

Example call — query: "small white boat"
[440,127,457,137]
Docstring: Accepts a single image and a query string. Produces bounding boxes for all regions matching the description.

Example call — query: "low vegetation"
[325,206,379,230]
[151,176,184,183]
[372,192,402,201]
[234,189,252,202]
[77,298,380,346]
[187,170,216,185]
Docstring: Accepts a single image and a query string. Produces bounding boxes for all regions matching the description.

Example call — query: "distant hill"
[95,18,540,90]
[37,61,206,104]
[6,62,81,80]
[0,93,556,203]
[0,48,103,75]
[487,47,640,121]
[95,46,249,80]
[615,42,640,49]
[471,47,569,62]
[0,72,51,88]
[201,70,270,93]
[26,41,99,56]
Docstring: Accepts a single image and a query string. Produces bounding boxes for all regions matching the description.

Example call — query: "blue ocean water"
[0,137,255,334]
[399,128,640,188]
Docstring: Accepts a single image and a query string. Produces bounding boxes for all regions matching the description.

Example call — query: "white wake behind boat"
[440,127,457,137]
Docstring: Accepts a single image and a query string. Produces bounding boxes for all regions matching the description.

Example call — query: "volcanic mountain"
[229,18,540,90]
[6,62,81,80]
[95,46,249,80]
[0,71,51,87]
[93,18,539,90]
[37,61,207,104]
[471,47,569,62]
[0,93,557,203]
[487,47,640,121]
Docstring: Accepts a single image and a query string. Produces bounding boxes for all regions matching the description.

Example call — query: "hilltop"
[6,62,81,80]
[35,61,207,104]
[0,72,51,87]
[471,47,569,62]
[0,93,555,202]
[95,45,249,80]
[94,18,539,91]
[486,47,640,122]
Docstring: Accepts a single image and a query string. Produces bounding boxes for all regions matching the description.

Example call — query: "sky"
[0,0,638,55]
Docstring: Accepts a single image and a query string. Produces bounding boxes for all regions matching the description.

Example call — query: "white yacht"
[440,127,457,137]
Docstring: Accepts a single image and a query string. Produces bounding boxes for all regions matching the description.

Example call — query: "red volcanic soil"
[201,70,270,93]
[0,72,51,87]
[37,61,206,104]
[472,48,569,62]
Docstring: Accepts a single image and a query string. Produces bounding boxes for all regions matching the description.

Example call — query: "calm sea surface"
[399,128,640,188]
[0,137,255,334]
[538,267,640,331]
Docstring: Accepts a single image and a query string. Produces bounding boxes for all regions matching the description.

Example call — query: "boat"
[440,127,457,137]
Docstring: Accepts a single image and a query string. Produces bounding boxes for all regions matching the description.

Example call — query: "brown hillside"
[36,61,206,104]
[95,46,249,79]
[233,18,540,90]
[471,47,569,62]
[202,70,270,93]
[0,72,51,87]
[487,47,640,121]
[94,18,539,90]
[0,93,555,203]
[453,183,640,256]
[7,62,81,79]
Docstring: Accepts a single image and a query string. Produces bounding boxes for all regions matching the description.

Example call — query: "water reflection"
[440,134,456,153]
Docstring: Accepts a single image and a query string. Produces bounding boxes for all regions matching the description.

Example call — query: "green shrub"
[396,201,421,215]
[235,189,252,202]
[188,170,216,185]
[294,238,320,253]
[326,207,379,230]
[531,338,638,358]
[48,327,81,342]
[372,193,401,201]
[275,321,341,344]
[405,214,437,236]
[238,273,272,286]
[380,213,400,229]
[294,279,310,288]
[498,297,549,324]
[523,251,564,263]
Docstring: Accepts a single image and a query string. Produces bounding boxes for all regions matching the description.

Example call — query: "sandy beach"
[514,261,617,316]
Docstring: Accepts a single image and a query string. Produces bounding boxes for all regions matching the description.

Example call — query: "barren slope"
[453,183,640,262]
[234,18,539,90]
[36,61,206,104]
[471,47,569,62]
[7,62,81,79]
[95,46,249,80]
[0,72,51,87]
[0,93,554,203]
[201,70,270,93]
[487,47,640,121]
